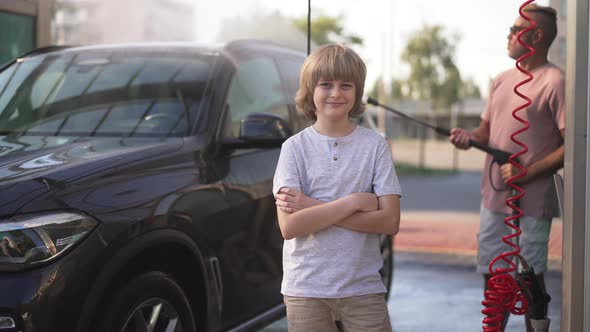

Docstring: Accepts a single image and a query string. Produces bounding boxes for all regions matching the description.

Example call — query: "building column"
[37,0,54,47]
[562,0,590,331]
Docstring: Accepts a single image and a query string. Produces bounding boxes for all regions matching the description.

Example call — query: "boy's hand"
[275,188,322,213]
[349,192,379,212]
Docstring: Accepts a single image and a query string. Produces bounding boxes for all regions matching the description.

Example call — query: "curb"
[393,249,563,272]
[395,211,563,272]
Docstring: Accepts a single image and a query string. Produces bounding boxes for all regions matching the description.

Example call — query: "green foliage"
[391,78,405,101]
[218,11,309,52]
[460,78,481,98]
[393,25,481,110]
[293,13,363,46]
[368,77,382,100]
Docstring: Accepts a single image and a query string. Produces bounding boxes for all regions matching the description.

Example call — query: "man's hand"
[449,128,472,150]
[275,188,322,213]
[501,163,529,184]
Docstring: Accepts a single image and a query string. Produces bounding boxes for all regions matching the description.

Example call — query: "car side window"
[276,57,310,133]
[224,57,289,138]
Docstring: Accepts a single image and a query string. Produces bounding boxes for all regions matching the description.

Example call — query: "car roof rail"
[0,45,74,72]
[20,45,74,58]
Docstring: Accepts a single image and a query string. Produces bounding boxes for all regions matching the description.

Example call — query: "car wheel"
[379,234,394,299]
[98,271,196,332]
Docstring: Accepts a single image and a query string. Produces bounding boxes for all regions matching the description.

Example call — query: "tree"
[459,78,482,99]
[368,76,384,100]
[392,25,480,110]
[292,13,363,46]
[217,11,310,52]
[217,11,362,52]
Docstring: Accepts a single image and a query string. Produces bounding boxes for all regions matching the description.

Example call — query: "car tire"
[97,271,196,332]
[379,235,394,299]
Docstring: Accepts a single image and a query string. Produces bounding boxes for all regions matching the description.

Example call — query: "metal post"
[563,0,589,330]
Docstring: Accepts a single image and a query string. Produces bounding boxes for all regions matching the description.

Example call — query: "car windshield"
[0,49,212,137]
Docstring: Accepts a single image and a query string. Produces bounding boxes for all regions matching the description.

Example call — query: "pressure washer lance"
[366,96,551,330]
[365,97,512,165]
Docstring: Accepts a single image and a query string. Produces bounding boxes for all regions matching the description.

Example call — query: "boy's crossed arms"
[275,187,400,240]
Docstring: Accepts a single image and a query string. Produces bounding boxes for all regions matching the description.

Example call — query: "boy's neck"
[313,119,356,138]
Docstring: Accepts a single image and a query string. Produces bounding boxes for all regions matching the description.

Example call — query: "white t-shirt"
[273,125,402,298]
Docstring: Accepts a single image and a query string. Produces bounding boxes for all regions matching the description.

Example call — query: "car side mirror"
[240,112,292,141]
[222,113,293,149]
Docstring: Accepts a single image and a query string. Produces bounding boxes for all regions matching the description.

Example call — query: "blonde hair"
[295,44,366,121]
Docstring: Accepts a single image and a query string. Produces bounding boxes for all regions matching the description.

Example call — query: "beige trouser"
[284,294,392,332]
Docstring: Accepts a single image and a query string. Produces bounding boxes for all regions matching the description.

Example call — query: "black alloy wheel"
[121,298,182,332]
[98,271,196,332]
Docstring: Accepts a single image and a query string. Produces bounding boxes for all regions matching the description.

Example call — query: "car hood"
[0,135,184,215]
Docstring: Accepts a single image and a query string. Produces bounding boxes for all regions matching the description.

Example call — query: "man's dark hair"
[523,4,558,46]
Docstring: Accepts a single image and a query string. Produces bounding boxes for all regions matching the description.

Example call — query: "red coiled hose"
[481,1,536,330]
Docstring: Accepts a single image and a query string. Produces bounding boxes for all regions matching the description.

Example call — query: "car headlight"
[0,212,98,271]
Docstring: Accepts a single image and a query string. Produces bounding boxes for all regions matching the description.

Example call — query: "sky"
[192,0,551,98]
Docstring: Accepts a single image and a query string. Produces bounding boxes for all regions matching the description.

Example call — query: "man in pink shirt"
[450,4,564,331]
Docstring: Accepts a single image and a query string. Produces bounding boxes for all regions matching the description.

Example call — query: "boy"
[273,43,402,332]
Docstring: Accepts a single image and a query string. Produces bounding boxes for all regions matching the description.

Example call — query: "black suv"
[0,40,393,332]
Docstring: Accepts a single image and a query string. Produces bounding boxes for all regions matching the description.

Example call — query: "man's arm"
[449,120,491,149]
[276,190,377,240]
[336,195,401,235]
[500,129,565,184]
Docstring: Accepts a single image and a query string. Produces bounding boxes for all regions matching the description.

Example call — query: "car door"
[213,55,291,326]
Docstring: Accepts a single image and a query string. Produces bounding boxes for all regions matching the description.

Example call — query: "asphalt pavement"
[389,253,561,332]
[399,171,483,212]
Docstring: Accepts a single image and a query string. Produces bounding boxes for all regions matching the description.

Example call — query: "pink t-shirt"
[481,63,565,219]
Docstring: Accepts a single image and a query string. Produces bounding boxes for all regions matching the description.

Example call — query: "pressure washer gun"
[516,258,552,332]
[366,97,513,165]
